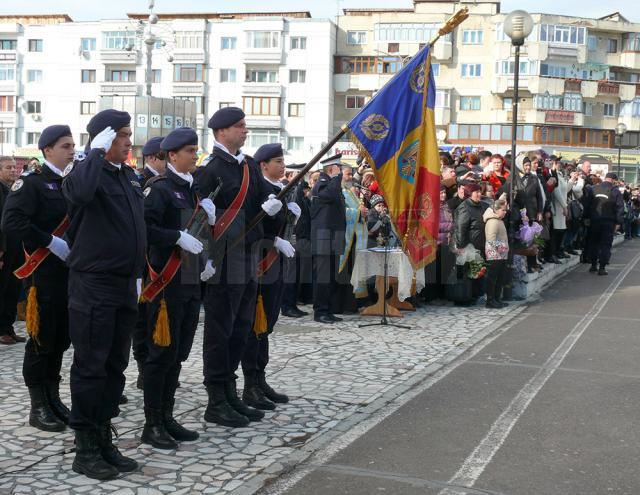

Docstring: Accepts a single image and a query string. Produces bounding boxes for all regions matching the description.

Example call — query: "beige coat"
[483,208,509,260]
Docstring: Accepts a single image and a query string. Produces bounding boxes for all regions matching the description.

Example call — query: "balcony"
[242,50,283,65]
[0,80,18,94]
[241,83,282,97]
[99,50,138,64]
[619,115,640,130]
[598,81,619,96]
[0,50,17,62]
[0,113,17,127]
[528,76,564,96]
[544,110,577,125]
[171,50,206,64]
[582,80,597,98]
[620,51,640,70]
[432,41,452,61]
[620,83,637,101]
[434,107,450,126]
[491,75,530,94]
[564,79,581,92]
[244,115,282,129]
[172,82,206,95]
[100,82,139,95]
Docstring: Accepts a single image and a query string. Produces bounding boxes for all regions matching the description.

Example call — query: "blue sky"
[4,0,639,22]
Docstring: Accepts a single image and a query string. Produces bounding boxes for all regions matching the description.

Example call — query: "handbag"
[568,199,583,222]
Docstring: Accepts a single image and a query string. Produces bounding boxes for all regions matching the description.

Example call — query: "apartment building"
[0,12,335,162]
[334,1,640,170]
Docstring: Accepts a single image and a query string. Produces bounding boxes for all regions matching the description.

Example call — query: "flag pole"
[212,8,470,266]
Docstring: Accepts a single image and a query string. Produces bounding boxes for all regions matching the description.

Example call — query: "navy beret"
[142,136,164,156]
[161,127,198,152]
[254,143,283,164]
[208,107,245,130]
[38,125,72,150]
[86,109,131,138]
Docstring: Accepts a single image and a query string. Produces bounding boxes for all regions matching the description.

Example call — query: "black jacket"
[62,148,146,277]
[310,172,346,255]
[454,198,488,253]
[583,182,624,225]
[1,166,68,282]
[293,180,311,241]
[499,172,544,220]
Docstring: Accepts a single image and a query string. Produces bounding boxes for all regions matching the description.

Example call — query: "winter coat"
[551,172,568,230]
[454,198,487,254]
[438,201,454,246]
[483,207,509,261]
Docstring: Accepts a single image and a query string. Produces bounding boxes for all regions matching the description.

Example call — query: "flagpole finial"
[431,7,470,45]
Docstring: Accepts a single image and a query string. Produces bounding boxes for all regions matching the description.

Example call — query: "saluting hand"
[90,127,117,153]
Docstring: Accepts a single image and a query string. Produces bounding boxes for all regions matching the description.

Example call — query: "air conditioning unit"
[31,113,42,121]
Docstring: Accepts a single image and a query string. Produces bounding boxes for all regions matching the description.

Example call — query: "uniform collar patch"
[45,182,59,190]
[174,191,186,200]
[131,180,141,188]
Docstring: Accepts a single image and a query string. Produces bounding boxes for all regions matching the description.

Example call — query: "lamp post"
[615,122,627,179]
[503,10,533,301]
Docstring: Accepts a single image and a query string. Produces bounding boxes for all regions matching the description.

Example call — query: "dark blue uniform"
[310,172,346,319]
[0,180,23,342]
[583,181,624,269]
[62,148,146,431]
[142,170,201,411]
[1,167,70,391]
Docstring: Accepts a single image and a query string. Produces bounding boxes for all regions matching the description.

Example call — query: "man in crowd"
[138,136,166,187]
[0,156,24,345]
[63,109,145,480]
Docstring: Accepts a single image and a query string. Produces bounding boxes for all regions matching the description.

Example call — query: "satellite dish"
[436,129,447,142]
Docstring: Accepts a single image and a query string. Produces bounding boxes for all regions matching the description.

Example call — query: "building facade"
[333,1,640,175]
[0,12,335,163]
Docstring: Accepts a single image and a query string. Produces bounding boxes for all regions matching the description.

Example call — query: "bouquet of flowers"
[515,208,543,246]
[454,244,487,279]
[466,260,487,279]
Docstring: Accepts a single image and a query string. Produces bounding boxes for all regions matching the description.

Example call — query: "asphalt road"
[270,241,640,495]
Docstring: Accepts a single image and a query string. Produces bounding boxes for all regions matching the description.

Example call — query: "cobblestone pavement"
[0,300,524,495]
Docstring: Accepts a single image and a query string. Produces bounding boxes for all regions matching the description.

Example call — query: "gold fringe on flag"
[153,298,171,347]
[25,285,40,342]
[253,294,268,337]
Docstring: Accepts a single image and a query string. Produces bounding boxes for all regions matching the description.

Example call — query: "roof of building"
[0,14,73,24]
[127,12,311,20]
[598,12,630,23]
[343,8,415,15]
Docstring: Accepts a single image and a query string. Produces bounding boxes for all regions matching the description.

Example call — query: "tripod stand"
[360,217,411,329]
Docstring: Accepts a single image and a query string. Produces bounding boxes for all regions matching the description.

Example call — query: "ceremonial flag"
[344,44,440,269]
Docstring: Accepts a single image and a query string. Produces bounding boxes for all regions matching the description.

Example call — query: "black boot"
[162,399,198,442]
[589,263,598,273]
[136,361,144,390]
[141,407,178,449]
[204,383,250,428]
[258,371,289,404]
[45,380,70,424]
[72,429,118,480]
[28,385,65,432]
[598,265,608,276]
[243,374,276,411]
[225,379,264,421]
[97,422,139,472]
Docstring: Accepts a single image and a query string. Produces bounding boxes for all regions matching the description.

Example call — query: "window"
[80,133,90,146]
[435,90,449,108]
[287,136,304,151]
[374,23,451,43]
[607,39,618,53]
[221,37,237,50]
[26,101,41,114]
[603,103,617,117]
[461,64,482,77]
[623,33,640,52]
[80,101,96,115]
[174,64,205,82]
[0,127,12,144]
[540,64,567,78]
[347,31,367,45]
[460,96,481,111]
[533,94,562,110]
[0,95,15,112]
[0,64,15,81]
[290,37,307,50]
[246,31,280,49]
[109,70,136,82]
[503,97,513,110]
[563,93,582,112]
[583,102,593,116]
[26,132,41,145]
[102,31,136,50]
[462,30,483,44]
[0,40,17,50]
[27,70,42,83]
[28,39,43,52]
[220,69,236,83]
[175,96,206,114]
[431,63,440,77]
[246,70,278,83]
[81,38,96,51]
[289,70,306,83]
[219,102,234,109]
[288,103,305,117]
[247,129,280,148]
[587,36,597,51]
[81,69,96,83]
[496,59,537,76]
[152,69,161,83]
[388,42,400,53]
[175,31,203,49]
[346,95,366,109]
[537,24,586,45]
[242,96,280,116]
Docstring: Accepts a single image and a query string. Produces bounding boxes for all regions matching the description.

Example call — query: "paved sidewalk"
[0,292,527,494]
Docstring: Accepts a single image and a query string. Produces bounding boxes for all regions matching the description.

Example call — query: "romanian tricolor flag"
[344,44,440,269]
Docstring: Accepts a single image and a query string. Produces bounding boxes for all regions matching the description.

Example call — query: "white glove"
[200,259,216,281]
[176,230,203,254]
[47,236,70,261]
[287,202,301,220]
[199,198,216,226]
[261,194,283,217]
[274,236,295,258]
[90,127,117,153]
[136,278,142,300]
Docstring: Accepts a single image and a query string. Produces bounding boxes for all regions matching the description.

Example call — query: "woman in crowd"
[483,199,509,309]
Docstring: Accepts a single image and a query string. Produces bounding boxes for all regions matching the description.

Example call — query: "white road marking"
[440,251,640,495]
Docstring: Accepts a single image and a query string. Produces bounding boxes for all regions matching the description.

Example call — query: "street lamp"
[615,122,627,178]
[503,9,533,301]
